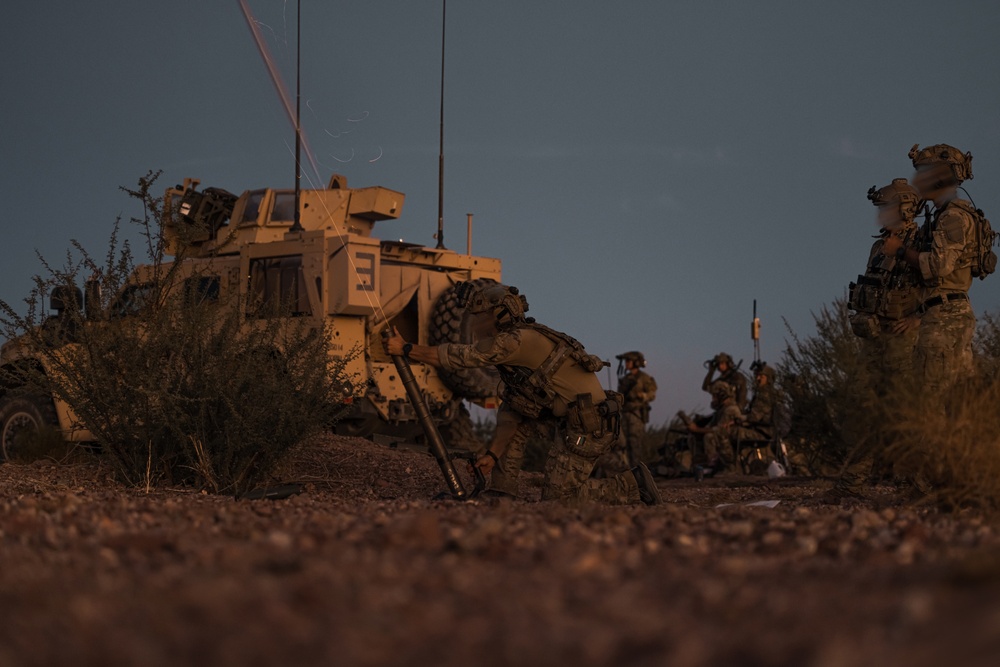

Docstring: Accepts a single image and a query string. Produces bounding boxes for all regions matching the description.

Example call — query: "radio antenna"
[435,0,447,249]
[290,0,304,232]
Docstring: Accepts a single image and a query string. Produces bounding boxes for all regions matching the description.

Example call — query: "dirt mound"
[1,435,998,666]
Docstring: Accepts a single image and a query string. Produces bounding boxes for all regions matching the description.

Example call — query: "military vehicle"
[0,173,502,458]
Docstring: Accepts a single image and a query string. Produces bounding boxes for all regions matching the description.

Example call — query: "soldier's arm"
[382,329,443,367]
[701,368,714,392]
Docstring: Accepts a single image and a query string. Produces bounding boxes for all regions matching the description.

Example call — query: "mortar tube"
[386,340,468,499]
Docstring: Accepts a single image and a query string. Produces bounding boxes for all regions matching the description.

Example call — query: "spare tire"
[429,278,500,399]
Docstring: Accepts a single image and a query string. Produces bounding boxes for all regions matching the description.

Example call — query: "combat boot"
[631,463,663,506]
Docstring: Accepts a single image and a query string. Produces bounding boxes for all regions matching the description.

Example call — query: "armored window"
[183,276,220,306]
[111,283,155,318]
[271,191,296,223]
[248,255,311,317]
[240,190,266,225]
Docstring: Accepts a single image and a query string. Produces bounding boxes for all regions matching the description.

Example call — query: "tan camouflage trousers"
[488,406,639,504]
[591,411,643,476]
[915,300,975,395]
[860,322,919,394]
[703,428,736,470]
[542,427,639,504]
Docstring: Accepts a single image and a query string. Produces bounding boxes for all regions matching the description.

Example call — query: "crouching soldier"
[382,282,662,505]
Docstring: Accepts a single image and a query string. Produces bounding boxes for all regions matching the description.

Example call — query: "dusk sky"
[3,1,999,425]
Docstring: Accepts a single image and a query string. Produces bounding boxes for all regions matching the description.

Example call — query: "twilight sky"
[2,1,999,425]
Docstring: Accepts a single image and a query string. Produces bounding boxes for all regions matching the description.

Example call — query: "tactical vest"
[495,322,606,418]
[848,232,921,323]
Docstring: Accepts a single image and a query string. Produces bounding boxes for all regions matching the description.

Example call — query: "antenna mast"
[436,0,447,249]
[290,0,304,232]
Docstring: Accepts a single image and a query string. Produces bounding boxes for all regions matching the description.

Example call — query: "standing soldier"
[849,178,925,391]
[594,351,657,476]
[383,282,662,505]
[617,351,657,467]
[702,352,748,410]
[842,179,926,490]
[884,144,984,393]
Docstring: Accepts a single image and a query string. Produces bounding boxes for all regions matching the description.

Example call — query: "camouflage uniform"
[914,200,977,393]
[700,384,743,471]
[702,354,748,410]
[437,326,641,504]
[852,232,923,390]
[737,381,775,443]
[596,360,657,475]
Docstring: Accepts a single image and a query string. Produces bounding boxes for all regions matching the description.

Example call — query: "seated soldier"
[732,363,778,474]
[682,381,742,475]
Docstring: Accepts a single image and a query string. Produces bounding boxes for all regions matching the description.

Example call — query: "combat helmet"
[459,282,529,330]
[754,363,775,383]
[713,352,734,367]
[867,178,921,224]
[616,351,646,367]
[909,143,973,183]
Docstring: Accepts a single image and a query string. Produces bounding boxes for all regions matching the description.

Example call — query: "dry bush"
[778,297,1000,508]
[0,172,355,493]
[776,298,882,477]
[884,377,1000,509]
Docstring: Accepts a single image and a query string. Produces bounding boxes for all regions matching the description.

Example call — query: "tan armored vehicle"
[0,174,502,457]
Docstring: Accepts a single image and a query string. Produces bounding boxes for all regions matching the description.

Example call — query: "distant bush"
[778,297,1000,509]
[776,298,880,478]
[0,172,355,493]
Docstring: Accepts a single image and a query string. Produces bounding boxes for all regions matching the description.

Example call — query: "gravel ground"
[1,434,998,667]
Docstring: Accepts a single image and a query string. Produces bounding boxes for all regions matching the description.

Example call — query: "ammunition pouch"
[850,312,881,339]
[566,393,602,434]
[566,390,622,439]
[849,273,919,322]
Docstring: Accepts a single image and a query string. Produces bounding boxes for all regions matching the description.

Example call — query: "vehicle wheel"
[0,394,59,462]
[429,279,501,399]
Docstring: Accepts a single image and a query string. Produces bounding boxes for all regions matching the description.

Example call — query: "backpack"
[950,199,997,279]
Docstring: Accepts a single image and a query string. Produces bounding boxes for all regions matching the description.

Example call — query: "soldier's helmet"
[714,352,733,367]
[464,283,529,330]
[909,143,973,183]
[867,178,921,223]
[616,351,646,367]
[754,363,775,383]
[709,381,734,400]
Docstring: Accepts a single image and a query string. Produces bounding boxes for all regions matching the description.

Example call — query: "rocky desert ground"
[1,434,999,667]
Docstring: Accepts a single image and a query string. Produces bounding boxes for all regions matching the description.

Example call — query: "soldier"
[738,363,776,444]
[702,352,748,410]
[684,381,742,474]
[883,144,980,393]
[849,178,925,391]
[841,180,926,489]
[594,351,657,476]
[382,282,662,505]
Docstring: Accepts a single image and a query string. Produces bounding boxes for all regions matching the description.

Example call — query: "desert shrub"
[775,298,882,477]
[882,376,1000,509]
[778,298,1000,508]
[973,311,1000,379]
[0,172,355,493]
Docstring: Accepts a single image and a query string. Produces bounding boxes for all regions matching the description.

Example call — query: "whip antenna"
[291,0,304,232]
[436,0,447,248]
